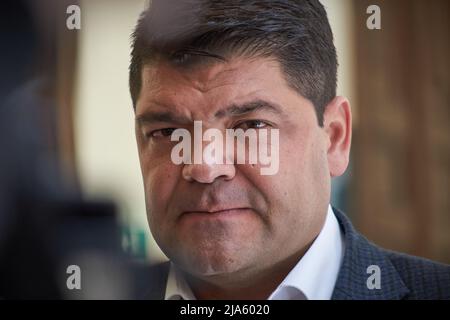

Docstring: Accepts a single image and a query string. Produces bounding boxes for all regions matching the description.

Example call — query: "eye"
[234,120,269,130]
[148,128,176,138]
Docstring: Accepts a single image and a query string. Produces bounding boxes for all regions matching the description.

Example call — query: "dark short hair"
[129,0,337,126]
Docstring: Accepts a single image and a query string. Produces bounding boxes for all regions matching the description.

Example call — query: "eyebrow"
[135,110,190,126]
[135,99,284,125]
[214,99,283,118]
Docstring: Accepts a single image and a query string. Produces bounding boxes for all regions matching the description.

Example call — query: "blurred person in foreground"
[0,0,134,299]
[129,0,450,300]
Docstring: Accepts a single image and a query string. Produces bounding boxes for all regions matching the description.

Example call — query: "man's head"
[130,0,351,282]
[130,0,338,126]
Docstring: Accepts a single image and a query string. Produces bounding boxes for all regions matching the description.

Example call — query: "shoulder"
[332,207,450,300]
[383,249,450,299]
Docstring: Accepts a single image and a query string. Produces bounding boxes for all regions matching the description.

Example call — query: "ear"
[323,96,352,177]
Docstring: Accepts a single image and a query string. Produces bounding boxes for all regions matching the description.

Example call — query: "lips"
[178,208,254,222]
[181,207,251,215]
[172,184,259,220]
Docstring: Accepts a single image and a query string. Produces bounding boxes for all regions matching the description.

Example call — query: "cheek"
[141,156,180,222]
[287,134,330,213]
[235,129,315,208]
[257,131,328,212]
[276,131,311,189]
[146,167,175,201]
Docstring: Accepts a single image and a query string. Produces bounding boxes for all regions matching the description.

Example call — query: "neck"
[183,244,313,300]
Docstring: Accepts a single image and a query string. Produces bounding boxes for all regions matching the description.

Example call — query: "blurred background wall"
[352,0,449,263]
[74,0,154,260]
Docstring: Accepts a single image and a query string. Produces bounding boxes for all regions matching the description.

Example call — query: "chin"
[183,252,244,277]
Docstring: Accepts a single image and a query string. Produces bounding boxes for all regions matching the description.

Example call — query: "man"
[129,0,450,300]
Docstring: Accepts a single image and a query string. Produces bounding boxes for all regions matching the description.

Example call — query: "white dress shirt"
[165,204,345,300]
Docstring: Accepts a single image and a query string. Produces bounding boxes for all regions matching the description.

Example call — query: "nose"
[182,162,236,183]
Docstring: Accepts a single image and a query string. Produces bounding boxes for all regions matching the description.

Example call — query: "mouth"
[180,208,253,220]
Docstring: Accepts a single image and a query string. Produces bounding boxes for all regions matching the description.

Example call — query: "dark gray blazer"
[134,208,450,300]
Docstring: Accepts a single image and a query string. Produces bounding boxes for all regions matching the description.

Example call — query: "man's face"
[135,57,332,278]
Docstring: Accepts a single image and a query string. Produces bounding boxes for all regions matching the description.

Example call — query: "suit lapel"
[331,208,410,300]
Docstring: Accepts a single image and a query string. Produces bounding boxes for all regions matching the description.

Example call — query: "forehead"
[143,56,282,90]
[136,56,294,115]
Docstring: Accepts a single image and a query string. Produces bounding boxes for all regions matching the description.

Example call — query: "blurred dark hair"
[129,0,337,126]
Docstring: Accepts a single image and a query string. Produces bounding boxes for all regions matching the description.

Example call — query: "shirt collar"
[165,205,344,300]
[269,205,345,300]
[164,262,196,300]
